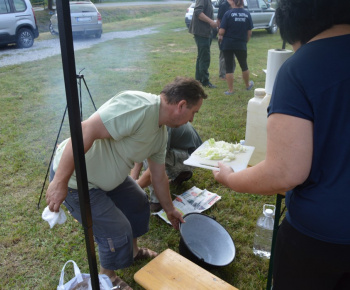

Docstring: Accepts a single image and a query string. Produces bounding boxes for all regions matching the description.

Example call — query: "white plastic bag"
[57,260,112,290]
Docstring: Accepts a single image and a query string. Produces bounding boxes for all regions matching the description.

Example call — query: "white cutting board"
[184,141,255,171]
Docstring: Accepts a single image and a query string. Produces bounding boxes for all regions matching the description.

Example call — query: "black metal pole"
[56,0,99,288]
[266,194,283,290]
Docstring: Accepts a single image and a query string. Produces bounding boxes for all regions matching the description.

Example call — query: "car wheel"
[267,19,278,34]
[95,30,102,38]
[49,23,58,35]
[17,28,34,48]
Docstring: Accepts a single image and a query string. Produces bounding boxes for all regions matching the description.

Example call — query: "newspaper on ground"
[154,186,221,225]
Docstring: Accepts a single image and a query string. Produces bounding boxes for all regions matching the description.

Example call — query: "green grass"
[0,4,289,289]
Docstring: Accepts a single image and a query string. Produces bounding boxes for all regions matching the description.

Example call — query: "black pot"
[179,213,235,269]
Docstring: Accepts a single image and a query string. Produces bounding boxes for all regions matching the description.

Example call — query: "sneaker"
[171,171,193,186]
[224,91,234,95]
[150,202,162,212]
[203,82,217,88]
[246,80,254,91]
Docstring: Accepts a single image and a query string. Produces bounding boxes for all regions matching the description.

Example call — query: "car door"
[0,0,14,38]
[246,0,274,29]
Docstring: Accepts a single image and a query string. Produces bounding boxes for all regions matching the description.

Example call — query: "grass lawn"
[0,3,290,289]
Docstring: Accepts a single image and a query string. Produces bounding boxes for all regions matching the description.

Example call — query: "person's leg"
[220,50,236,80]
[195,35,211,86]
[165,148,193,186]
[223,50,234,93]
[234,49,254,90]
[226,73,234,93]
[273,219,350,290]
[195,36,200,81]
[50,167,140,288]
[219,49,226,79]
[242,69,250,87]
[141,160,160,206]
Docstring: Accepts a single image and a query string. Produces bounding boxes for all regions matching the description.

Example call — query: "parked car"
[49,1,103,38]
[0,0,39,48]
[185,0,277,35]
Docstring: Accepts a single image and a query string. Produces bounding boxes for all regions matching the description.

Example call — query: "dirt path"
[0,27,160,68]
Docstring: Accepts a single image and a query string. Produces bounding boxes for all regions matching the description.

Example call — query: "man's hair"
[276,0,350,45]
[161,77,208,108]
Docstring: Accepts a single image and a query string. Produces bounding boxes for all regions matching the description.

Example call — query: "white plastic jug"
[245,88,271,166]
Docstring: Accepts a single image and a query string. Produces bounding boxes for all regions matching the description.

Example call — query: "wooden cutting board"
[134,249,238,290]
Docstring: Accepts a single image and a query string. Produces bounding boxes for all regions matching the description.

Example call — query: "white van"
[0,0,39,48]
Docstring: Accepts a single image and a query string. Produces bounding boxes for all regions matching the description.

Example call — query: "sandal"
[224,91,235,95]
[112,276,133,290]
[134,247,158,261]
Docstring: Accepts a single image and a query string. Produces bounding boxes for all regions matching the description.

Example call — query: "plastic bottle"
[253,204,275,259]
[245,88,271,166]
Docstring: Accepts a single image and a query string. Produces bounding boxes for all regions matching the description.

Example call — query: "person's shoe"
[219,76,226,80]
[111,276,133,290]
[224,91,234,95]
[171,171,193,186]
[134,247,158,261]
[246,80,254,91]
[203,82,217,88]
[150,202,162,212]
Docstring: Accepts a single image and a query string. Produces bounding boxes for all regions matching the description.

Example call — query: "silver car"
[49,1,102,38]
[0,0,39,48]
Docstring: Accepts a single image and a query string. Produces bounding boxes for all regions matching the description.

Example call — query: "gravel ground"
[0,27,160,68]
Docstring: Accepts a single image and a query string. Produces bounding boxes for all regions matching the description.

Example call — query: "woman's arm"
[247,30,252,42]
[213,113,313,195]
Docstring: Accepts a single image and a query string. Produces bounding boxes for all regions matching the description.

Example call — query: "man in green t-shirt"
[46,77,207,288]
[131,122,203,212]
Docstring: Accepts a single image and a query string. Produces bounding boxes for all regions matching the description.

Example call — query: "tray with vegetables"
[184,138,255,171]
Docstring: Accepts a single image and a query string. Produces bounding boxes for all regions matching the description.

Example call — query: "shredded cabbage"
[194,138,246,161]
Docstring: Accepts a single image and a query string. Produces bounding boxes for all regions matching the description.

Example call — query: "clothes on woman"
[212,0,350,287]
[269,33,350,288]
[219,0,253,93]
[268,35,350,245]
[217,0,236,79]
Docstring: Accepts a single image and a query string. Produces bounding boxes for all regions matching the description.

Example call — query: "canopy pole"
[56,0,99,288]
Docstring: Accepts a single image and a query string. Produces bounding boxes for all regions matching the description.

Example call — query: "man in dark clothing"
[189,0,218,88]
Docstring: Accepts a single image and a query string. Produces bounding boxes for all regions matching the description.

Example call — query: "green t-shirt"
[53,91,167,190]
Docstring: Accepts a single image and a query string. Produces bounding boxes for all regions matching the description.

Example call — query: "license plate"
[76,17,92,22]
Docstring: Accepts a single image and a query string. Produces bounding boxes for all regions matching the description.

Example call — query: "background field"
[0,3,289,289]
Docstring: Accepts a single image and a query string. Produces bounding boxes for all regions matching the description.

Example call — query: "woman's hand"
[212,162,234,187]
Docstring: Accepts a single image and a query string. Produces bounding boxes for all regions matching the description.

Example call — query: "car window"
[246,0,259,9]
[0,0,11,13]
[13,0,27,12]
[70,4,96,13]
[258,0,267,9]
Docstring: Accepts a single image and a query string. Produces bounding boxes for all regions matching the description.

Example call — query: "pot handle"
[191,248,205,261]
